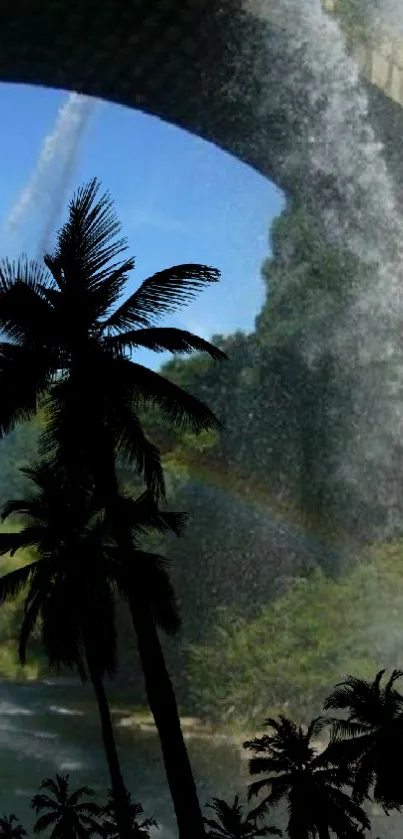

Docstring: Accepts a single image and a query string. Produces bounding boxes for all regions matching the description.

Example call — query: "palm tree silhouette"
[0,177,225,503]
[204,795,281,839]
[0,461,197,839]
[0,177,225,838]
[244,716,370,839]
[0,815,26,839]
[0,461,133,839]
[31,774,101,838]
[100,789,157,839]
[324,669,403,813]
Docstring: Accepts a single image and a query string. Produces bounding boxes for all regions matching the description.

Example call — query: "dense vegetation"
[0,182,403,839]
[0,197,401,730]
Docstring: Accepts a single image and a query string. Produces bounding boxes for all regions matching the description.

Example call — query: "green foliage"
[257,201,360,349]
[188,543,403,727]
[333,0,376,47]
[0,525,44,679]
[0,416,41,513]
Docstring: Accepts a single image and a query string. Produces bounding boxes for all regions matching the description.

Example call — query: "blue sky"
[0,83,284,367]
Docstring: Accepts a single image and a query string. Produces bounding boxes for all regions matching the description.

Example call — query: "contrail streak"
[3,92,96,251]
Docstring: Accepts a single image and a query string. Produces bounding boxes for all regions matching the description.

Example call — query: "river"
[0,679,246,837]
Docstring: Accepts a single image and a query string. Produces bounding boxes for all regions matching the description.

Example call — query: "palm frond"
[247,778,271,801]
[0,342,53,436]
[104,264,221,332]
[0,258,54,342]
[31,791,59,813]
[0,563,38,604]
[105,327,226,361]
[255,826,281,837]
[374,669,386,692]
[32,812,59,834]
[243,735,272,754]
[248,757,281,777]
[127,359,222,432]
[74,803,102,817]
[0,532,26,557]
[51,178,129,289]
[306,716,328,740]
[110,405,166,501]
[247,797,272,822]
[385,669,403,694]
[125,491,187,538]
[328,718,369,741]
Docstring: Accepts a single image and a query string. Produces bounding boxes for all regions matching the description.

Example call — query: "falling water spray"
[239,0,403,537]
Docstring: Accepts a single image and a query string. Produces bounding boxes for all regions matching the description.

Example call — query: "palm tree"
[204,795,281,839]
[0,178,225,838]
[31,774,101,839]
[0,177,226,504]
[324,669,403,813]
[243,716,370,839]
[100,790,157,839]
[0,815,26,839]
[0,461,133,839]
[0,461,200,839]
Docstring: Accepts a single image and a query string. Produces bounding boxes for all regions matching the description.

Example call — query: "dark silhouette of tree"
[0,461,200,839]
[0,177,225,503]
[0,462,133,839]
[0,177,225,839]
[31,774,101,838]
[244,716,370,839]
[204,795,281,839]
[324,669,403,813]
[0,815,26,839]
[101,483,204,839]
[100,790,157,839]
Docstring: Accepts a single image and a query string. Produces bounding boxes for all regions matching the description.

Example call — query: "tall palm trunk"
[96,444,205,839]
[86,435,205,837]
[85,655,133,839]
[129,600,206,839]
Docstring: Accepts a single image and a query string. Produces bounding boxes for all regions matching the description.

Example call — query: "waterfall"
[241,0,403,538]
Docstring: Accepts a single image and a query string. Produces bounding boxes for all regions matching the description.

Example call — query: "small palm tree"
[100,789,157,839]
[32,774,101,838]
[204,795,281,839]
[324,669,403,812]
[244,716,370,839]
[0,815,26,839]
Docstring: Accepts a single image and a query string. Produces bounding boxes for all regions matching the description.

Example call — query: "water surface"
[0,680,245,836]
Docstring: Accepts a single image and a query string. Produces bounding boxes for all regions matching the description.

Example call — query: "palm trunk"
[86,655,133,839]
[98,450,205,837]
[129,599,206,839]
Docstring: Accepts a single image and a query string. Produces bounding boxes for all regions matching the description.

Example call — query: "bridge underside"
[0,0,402,199]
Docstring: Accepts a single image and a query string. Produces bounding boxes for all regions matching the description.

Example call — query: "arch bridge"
[0,0,402,194]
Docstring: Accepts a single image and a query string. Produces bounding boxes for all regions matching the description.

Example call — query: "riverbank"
[113,708,257,761]
[0,674,268,762]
